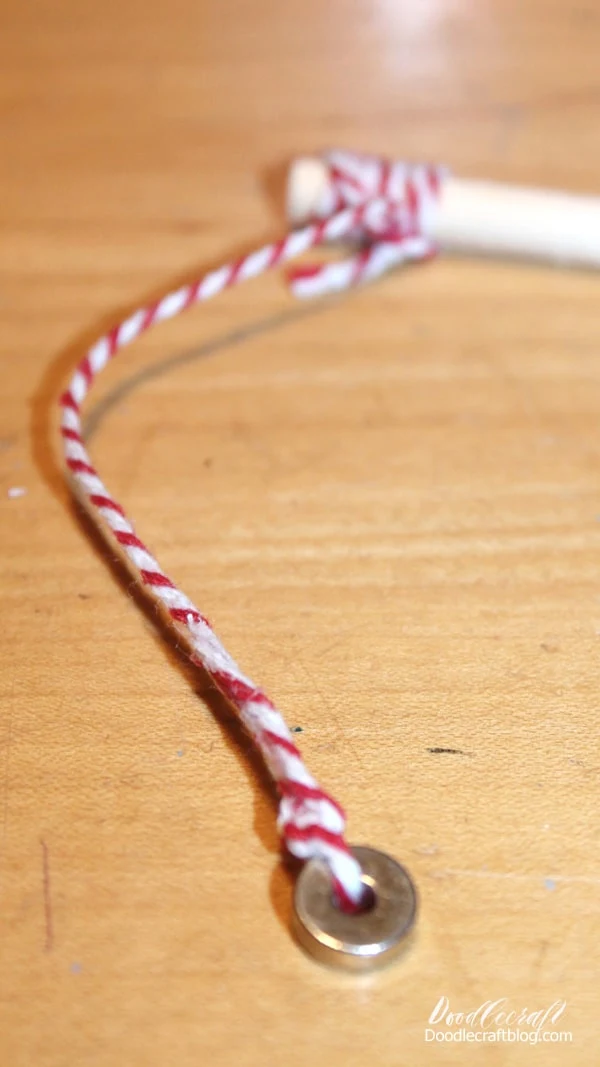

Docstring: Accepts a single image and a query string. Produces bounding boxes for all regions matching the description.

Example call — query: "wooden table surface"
[1,1,599,1064]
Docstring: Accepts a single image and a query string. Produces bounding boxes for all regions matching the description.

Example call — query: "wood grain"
[1,1,599,1063]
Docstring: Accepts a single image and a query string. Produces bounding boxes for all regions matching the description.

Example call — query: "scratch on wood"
[433,867,600,886]
[2,728,10,841]
[413,844,439,856]
[427,747,468,756]
[2,688,14,864]
[40,838,54,952]
[532,939,549,978]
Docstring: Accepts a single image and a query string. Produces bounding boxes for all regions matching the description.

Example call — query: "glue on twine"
[60,150,443,911]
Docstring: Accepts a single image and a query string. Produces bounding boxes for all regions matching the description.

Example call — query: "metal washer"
[293,845,418,971]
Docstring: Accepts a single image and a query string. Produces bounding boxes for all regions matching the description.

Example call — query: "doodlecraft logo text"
[425,996,572,1046]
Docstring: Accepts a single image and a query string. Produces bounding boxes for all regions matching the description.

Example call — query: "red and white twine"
[60,149,443,910]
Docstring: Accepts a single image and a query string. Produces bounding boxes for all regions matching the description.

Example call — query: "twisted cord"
[60,151,443,909]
